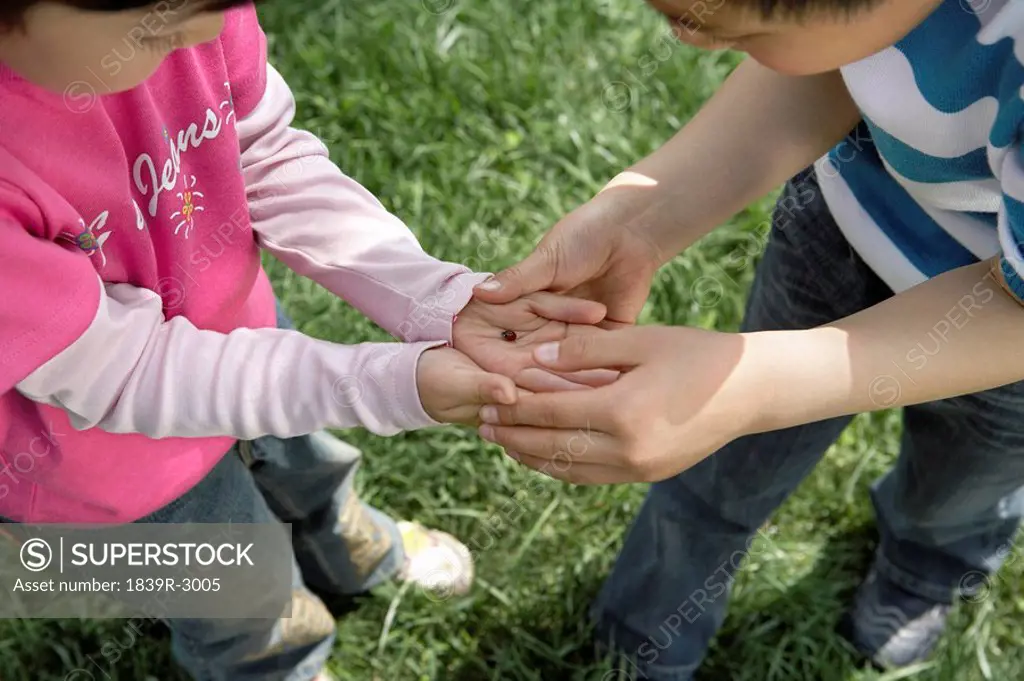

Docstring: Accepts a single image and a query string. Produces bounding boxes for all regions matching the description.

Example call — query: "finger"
[479,423,615,465]
[597,319,635,331]
[514,368,594,393]
[525,291,606,325]
[552,368,621,387]
[508,451,628,485]
[479,389,605,430]
[472,247,559,304]
[514,367,619,392]
[533,328,646,372]
[473,372,518,406]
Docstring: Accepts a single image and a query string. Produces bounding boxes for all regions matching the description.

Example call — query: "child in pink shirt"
[0,1,607,678]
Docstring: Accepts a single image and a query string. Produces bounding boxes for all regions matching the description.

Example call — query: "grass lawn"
[4,0,1024,679]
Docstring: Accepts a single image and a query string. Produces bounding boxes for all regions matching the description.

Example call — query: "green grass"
[4,0,1024,679]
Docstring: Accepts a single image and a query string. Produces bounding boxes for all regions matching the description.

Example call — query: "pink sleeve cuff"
[397,271,494,345]
[347,340,447,433]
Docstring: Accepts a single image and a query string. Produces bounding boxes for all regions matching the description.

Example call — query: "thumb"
[476,372,518,407]
[451,363,517,407]
[473,246,559,303]
[532,328,646,372]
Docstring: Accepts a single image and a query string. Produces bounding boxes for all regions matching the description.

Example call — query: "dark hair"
[0,0,254,28]
[739,0,884,19]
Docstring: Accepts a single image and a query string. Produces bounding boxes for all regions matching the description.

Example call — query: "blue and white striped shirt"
[816,0,1024,302]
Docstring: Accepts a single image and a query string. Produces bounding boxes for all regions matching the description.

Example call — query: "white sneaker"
[394,521,474,600]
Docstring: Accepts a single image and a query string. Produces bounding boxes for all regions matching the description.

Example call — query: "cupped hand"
[474,326,767,484]
[472,179,666,327]
[453,291,619,392]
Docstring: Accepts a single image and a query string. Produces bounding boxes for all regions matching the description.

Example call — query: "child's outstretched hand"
[417,346,518,426]
[453,291,618,391]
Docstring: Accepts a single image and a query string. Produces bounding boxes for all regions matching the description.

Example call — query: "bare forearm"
[602,58,861,261]
[745,260,1024,432]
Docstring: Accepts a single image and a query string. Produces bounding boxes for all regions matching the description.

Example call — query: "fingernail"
[479,425,496,441]
[535,342,559,364]
[476,280,502,291]
[506,450,521,462]
[480,406,499,424]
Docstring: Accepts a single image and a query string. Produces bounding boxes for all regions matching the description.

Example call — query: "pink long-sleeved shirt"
[0,6,487,523]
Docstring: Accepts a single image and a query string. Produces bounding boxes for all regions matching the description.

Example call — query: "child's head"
[0,1,251,94]
[647,0,942,75]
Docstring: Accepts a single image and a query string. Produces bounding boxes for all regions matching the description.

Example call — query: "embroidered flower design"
[60,214,112,267]
[75,231,99,252]
[171,174,205,237]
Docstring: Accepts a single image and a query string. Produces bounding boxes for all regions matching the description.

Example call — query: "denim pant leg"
[871,382,1024,604]
[150,452,336,681]
[591,168,894,681]
[239,300,405,595]
[239,432,404,595]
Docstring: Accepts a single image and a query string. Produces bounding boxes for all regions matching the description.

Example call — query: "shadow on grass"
[443,567,609,681]
[443,525,880,681]
[696,526,878,681]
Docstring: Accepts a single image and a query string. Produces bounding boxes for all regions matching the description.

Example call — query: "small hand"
[475,326,765,484]
[453,291,618,392]
[416,346,517,426]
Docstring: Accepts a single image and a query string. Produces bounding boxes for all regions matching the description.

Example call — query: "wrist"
[599,167,720,264]
[592,172,685,268]
[413,344,448,426]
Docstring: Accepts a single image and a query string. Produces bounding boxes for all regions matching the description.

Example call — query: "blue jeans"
[149,302,405,681]
[591,166,1024,680]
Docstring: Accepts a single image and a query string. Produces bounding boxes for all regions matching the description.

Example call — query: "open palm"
[452,292,616,391]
